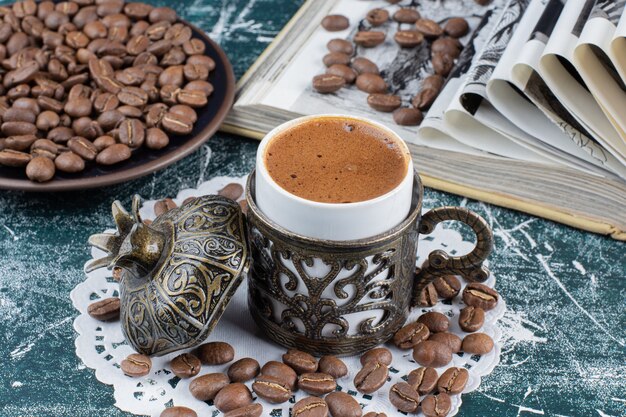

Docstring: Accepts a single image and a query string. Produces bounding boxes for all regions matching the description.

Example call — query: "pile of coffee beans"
[0,0,216,183]
[314,0,485,127]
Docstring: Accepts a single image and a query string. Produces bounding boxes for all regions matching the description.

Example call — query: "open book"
[221,0,626,240]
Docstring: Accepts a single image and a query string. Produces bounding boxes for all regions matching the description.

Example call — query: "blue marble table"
[0,1,624,416]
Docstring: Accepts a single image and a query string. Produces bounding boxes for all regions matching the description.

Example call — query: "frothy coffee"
[264,116,408,203]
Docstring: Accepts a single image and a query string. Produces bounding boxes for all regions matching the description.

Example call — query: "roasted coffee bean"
[96,143,131,165]
[124,2,153,19]
[94,135,116,151]
[432,38,462,59]
[325,391,361,417]
[48,126,74,143]
[55,151,85,173]
[223,403,263,417]
[412,341,452,368]
[162,47,186,66]
[415,19,443,38]
[389,382,420,413]
[118,118,145,148]
[145,103,168,127]
[252,374,292,403]
[197,341,234,365]
[367,94,401,112]
[0,149,32,167]
[437,367,468,394]
[354,360,388,394]
[429,332,462,353]
[326,64,357,84]
[2,121,37,136]
[351,57,379,75]
[177,89,207,108]
[149,6,177,24]
[321,14,349,32]
[117,105,143,118]
[261,361,298,390]
[292,396,328,417]
[121,353,152,377]
[189,373,229,401]
[3,108,36,124]
[283,349,317,374]
[366,8,389,26]
[393,108,423,126]
[327,38,353,55]
[214,383,254,413]
[407,366,438,395]
[182,38,206,55]
[298,373,336,395]
[323,52,351,67]
[116,67,146,85]
[170,353,201,379]
[13,98,41,115]
[356,73,387,94]
[433,275,461,299]
[228,358,260,383]
[421,393,452,417]
[312,74,344,94]
[475,0,492,5]
[31,139,59,156]
[145,127,169,150]
[117,86,148,106]
[97,110,124,131]
[36,111,61,131]
[25,155,56,182]
[84,20,108,39]
[364,413,387,417]
[354,31,385,47]
[65,97,93,118]
[160,406,197,417]
[459,306,485,332]
[462,333,494,355]
[463,283,499,310]
[317,355,347,379]
[218,182,244,201]
[162,111,193,134]
[154,198,176,216]
[394,30,424,48]
[412,88,439,110]
[418,312,449,333]
[183,62,209,81]
[87,297,120,321]
[3,61,39,88]
[170,104,197,123]
[68,136,98,161]
[444,17,469,38]
[5,135,37,151]
[393,321,430,349]
[7,84,31,100]
[360,347,392,366]
[394,8,420,24]
[73,117,103,140]
[432,52,454,76]
[238,200,248,215]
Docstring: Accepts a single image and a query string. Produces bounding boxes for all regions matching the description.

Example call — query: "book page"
[611,10,626,83]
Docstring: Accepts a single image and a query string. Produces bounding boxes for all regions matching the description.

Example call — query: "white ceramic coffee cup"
[254,114,414,241]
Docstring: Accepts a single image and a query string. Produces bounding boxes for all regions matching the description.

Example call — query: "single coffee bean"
[351,57,379,75]
[5,135,37,151]
[189,373,229,401]
[214,383,254,413]
[393,321,430,349]
[26,156,55,182]
[117,105,143,118]
[87,297,120,321]
[432,37,462,59]
[145,127,169,150]
[55,151,85,173]
[228,358,260,383]
[360,347,392,366]
[170,353,201,379]
[73,117,103,140]
[437,367,468,394]
[97,110,124,131]
[393,8,420,24]
[433,275,461,299]
[458,306,485,332]
[252,374,292,403]
[36,111,61,131]
[65,97,93,118]
[0,149,32,167]
[462,333,494,355]
[366,8,389,26]
[325,391,361,417]
[393,108,423,126]
[356,73,387,94]
[321,15,349,32]
[429,332,462,353]
[421,393,452,417]
[462,283,499,310]
[47,126,74,143]
[161,47,186,66]
[283,349,317,374]
[3,108,36,124]
[261,361,298,390]
[415,19,443,38]
[68,136,98,161]
[154,198,177,216]
[326,64,357,84]
[312,74,345,94]
[432,52,454,76]
[292,396,328,417]
[121,353,152,377]
[118,118,145,148]
[2,121,37,136]
[118,86,148,106]
[96,143,131,165]
[354,31,385,47]
[364,413,387,417]
[31,139,59,156]
[354,360,388,394]
[327,38,353,55]
[444,17,469,38]
[367,94,401,112]
[407,366,438,395]
[417,312,449,333]
[389,382,420,413]
[182,38,206,55]
[412,341,453,368]
[177,89,207,108]
[3,61,39,88]
[162,111,193,135]
[322,52,351,67]
[160,407,197,417]
[412,88,439,110]
[197,341,234,365]
[149,6,177,24]
[223,403,263,417]
[317,355,347,379]
[298,373,336,395]
[218,183,244,201]
[394,30,424,48]
[183,62,209,81]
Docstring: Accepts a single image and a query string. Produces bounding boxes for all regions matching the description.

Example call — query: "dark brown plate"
[0,20,235,192]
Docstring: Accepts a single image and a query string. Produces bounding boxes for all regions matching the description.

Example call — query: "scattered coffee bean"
[429,332,462,353]
[327,38,354,55]
[367,94,401,112]
[321,15,349,32]
[433,275,461,299]
[121,353,152,377]
[356,73,387,94]
[197,341,235,365]
[407,366,438,395]
[360,347,392,366]
[459,306,485,332]
[415,19,443,38]
[412,340,452,367]
[68,137,98,161]
[261,361,298,390]
[325,391,361,417]
[214,383,254,413]
[389,382,420,413]
[218,182,244,201]
[437,367,468,394]
[87,297,120,321]
[323,52,351,67]
[351,57,379,75]
[252,374,292,403]
[54,151,85,173]
[313,74,345,94]
[326,64,357,84]
[413,88,439,110]
[462,283,499,310]
[394,30,424,48]
[170,353,201,379]
[393,8,421,24]
[364,413,387,417]
[366,8,389,26]
[283,349,318,374]
[298,373,336,395]
[154,198,176,216]
[292,396,328,417]
[228,357,260,382]
[162,111,194,135]
[432,52,454,76]
[444,17,469,38]
[189,373,229,401]
[96,143,131,165]
[223,403,263,417]
[145,127,169,150]
[318,355,348,379]
[421,392,452,417]
[432,38,462,58]
[393,108,423,126]
[393,321,430,349]
[417,312,449,333]
[354,31,385,47]
[416,282,438,306]
[462,333,494,355]
[354,360,388,394]
[0,149,30,167]
[160,407,197,417]
[26,156,55,182]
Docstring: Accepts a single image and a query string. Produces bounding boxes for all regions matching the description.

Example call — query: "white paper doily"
[71,175,505,417]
